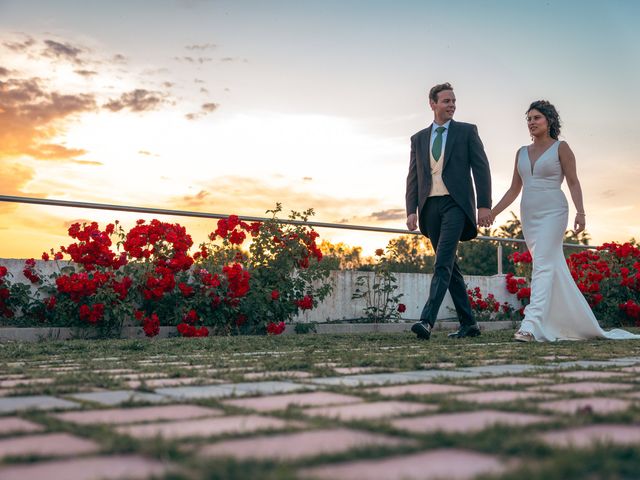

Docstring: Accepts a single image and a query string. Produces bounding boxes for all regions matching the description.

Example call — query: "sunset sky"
[1,0,639,258]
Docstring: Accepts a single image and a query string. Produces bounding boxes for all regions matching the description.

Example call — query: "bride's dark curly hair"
[527,100,561,140]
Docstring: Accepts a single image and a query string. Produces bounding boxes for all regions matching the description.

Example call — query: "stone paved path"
[0,336,640,479]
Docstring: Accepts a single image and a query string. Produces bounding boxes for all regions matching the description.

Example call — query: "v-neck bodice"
[517,140,563,191]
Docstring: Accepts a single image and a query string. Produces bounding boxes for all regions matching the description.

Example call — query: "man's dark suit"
[406,119,491,328]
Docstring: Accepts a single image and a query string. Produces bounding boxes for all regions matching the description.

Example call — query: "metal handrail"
[0,194,593,274]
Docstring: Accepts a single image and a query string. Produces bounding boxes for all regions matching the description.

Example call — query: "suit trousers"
[419,195,475,327]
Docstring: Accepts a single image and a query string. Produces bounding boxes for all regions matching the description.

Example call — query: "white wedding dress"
[517,141,639,341]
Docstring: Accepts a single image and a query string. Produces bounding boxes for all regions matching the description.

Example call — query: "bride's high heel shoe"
[514,331,535,342]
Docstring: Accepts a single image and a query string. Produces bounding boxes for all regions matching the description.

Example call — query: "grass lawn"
[1,330,640,479]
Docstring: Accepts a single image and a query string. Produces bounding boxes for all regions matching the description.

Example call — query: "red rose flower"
[267,321,286,335]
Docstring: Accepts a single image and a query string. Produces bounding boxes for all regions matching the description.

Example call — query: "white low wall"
[292,270,516,323]
[1,259,517,323]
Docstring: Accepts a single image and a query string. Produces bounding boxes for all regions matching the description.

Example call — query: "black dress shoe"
[448,324,481,339]
[411,321,432,340]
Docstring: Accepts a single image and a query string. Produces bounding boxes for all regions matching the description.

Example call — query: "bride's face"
[526,109,548,137]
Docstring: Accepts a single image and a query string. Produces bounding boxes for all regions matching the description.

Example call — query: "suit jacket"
[405,119,492,241]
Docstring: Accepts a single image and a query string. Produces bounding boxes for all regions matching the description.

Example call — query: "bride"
[491,100,639,342]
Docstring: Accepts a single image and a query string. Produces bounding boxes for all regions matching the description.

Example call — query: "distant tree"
[323,211,591,275]
[456,227,501,275]
[563,229,591,257]
[319,240,365,270]
[384,235,435,273]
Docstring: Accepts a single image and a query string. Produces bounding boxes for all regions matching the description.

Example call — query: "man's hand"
[477,208,493,228]
[573,213,585,235]
[406,213,418,231]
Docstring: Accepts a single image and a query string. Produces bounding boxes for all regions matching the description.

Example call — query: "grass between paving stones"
[2,330,640,479]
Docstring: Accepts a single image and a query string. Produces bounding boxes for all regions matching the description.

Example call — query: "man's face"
[430,89,456,123]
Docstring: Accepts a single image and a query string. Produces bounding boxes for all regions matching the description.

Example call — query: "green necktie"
[432,126,446,161]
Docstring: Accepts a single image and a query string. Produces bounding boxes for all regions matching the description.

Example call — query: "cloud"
[112,54,127,64]
[72,159,103,165]
[185,43,217,51]
[0,161,35,212]
[185,101,219,120]
[0,162,34,195]
[0,67,12,77]
[42,39,85,64]
[369,209,406,221]
[0,77,96,162]
[2,37,36,52]
[175,176,376,222]
[175,56,212,64]
[74,69,98,77]
[25,143,88,161]
[202,102,218,112]
[103,89,165,112]
[220,57,248,63]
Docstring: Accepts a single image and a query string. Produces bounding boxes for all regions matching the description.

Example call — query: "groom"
[406,82,492,340]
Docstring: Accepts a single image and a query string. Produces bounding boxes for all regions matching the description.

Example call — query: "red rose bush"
[0,204,332,338]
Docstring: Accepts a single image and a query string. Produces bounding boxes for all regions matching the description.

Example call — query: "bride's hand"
[573,213,585,234]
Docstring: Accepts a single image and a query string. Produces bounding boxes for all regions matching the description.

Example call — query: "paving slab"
[307,370,477,387]
[397,370,481,380]
[465,376,549,386]
[537,397,634,415]
[539,424,640,447]
[0,395,80,413]
[46,366,81,372]
[223,391,363,412]
[54,404,223,425]
[619,365,640,374]
[367,383,476,397]
[532,381,636,394]
[459,364,540,375]
[0,417,45,434]
[69,390,169,406]
[0,378,54,388]
[154,384,235,399]
[92,369,136,375]
[452,390,555,404]
[125,377,207,389]
[298,448,510,480]
[302,401,436,420]
[243,371,313,380]
[608,356,640,365]
[116,414,300,439]
[111,372,168,380]
[542,371,628,380]
[550,360,624,369]
[314,362,339,368]
[156,381,307,400]
[333,367,384,375]
[0,432,99,459]
[199,428,412,460]
[0,454,171,480]
[391,410,553,434]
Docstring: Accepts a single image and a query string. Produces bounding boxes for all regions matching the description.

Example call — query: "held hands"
[574,213,586,234]
[477,208,494,228]
[406,213,418,231]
